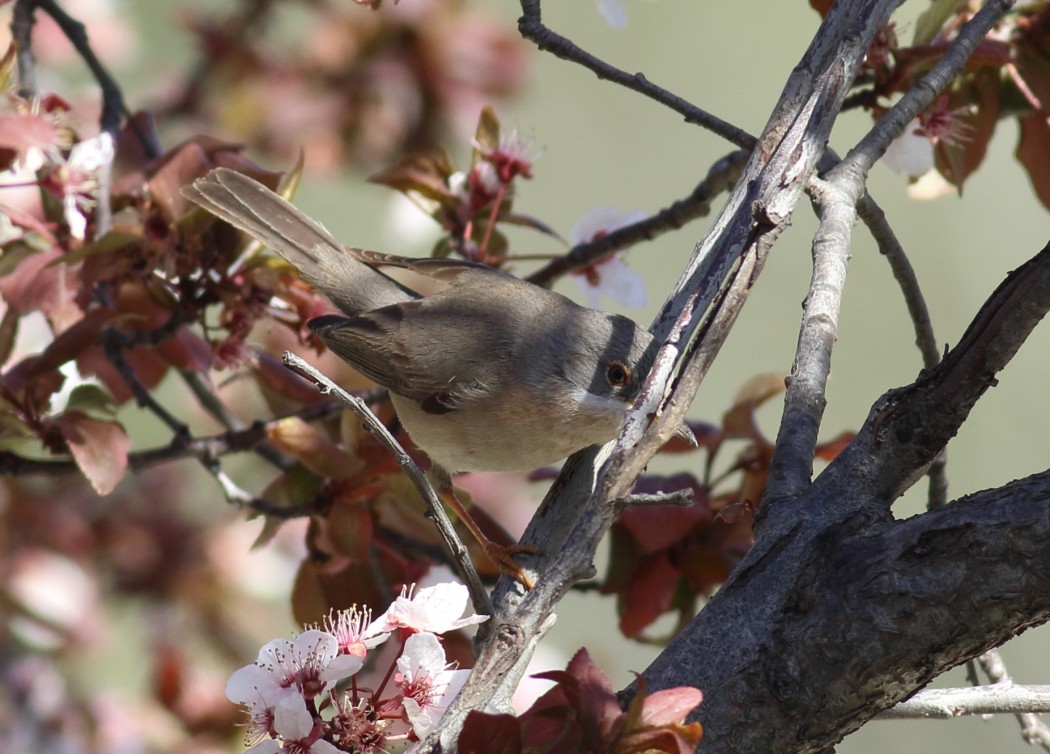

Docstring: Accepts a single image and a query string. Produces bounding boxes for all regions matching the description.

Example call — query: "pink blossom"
[244,693,342,754]
[369,582,489,636]
[320,605,391,657]
[882,120,934,178]
[569,207,649,309]
[42,133,114,240]
[595,0,629,27]
[226,630,363,727]
[395,632,471,738]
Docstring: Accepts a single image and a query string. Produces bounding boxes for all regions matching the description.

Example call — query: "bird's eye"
[606,361,632,388]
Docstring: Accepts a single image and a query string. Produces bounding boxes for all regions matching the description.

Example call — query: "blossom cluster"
[225,583,488,753]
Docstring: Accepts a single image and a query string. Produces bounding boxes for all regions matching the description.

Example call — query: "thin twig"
[613,488,694,511]
[526,150,748,288]
[282,351,494,621]
[101,327,189,436]
[977,649,1050,751]
[11,0,160,159]
[879,683,1050,719]
[517,0,756,150]
[0,399,349,516]
[855,192,949,508]
[179,368,289,470]
[856,193,940,369]
[765,176,855,500]
[11,0,38,97]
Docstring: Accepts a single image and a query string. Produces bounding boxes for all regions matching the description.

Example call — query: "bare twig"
[857,194,940,369]
[815,240,1050,510]
[0,399,349,517]
[880,683,1050,719]
[10,0,38,97]
[517,0,756,150]
[614,489,695,510]
[856,192,949,508]
[101,327,189,437]
[179,368,290,470]
[11,0,160,184]
[526,150,748,288]
[977,649,1050,751]
[281,351,494,621]
[765,177,855,500]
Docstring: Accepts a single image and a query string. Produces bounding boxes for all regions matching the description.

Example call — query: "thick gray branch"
[640,468,1050,753]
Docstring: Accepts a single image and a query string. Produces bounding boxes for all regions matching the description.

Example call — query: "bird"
[184,168,656,586]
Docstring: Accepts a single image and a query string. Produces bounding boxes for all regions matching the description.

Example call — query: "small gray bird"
[184,168,656,583]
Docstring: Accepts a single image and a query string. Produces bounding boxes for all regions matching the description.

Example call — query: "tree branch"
[642,464,1050,753]
[976,649,1050,750]
[812,241,1050,512]
[856,192,950,509]
[526,151,748,288]
[880,683,1050,719]
[765,177,854,499]
[425,5,901,748]
[517,0,756,150]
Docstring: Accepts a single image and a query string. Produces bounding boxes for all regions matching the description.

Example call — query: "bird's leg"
[428,466,539,589]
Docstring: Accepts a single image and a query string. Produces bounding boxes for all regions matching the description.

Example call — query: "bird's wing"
[346,248,529,290]
[309,309,488,412]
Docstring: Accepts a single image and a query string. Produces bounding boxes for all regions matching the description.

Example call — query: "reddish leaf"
[253,350,334,406]
[139,136,281,220]
[722,372,786,438]
[1017,110,1050,211]
[156,327,213,372]
[152,642,185,710]
[56,410,130,495]
[324,497,374,561]
[618,503,708,554]
[0,245,83,330]
[368,151,459,214]
[266,416,363,480]
[614,725,704,754]
[538,649,623,743]
[808,0,835,17]
[619,553,680,639]
[77,342,171,404]
[458,711,521,754]
[638,687,703,727]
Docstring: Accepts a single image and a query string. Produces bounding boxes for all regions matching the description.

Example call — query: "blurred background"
[2,0,1048,752]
